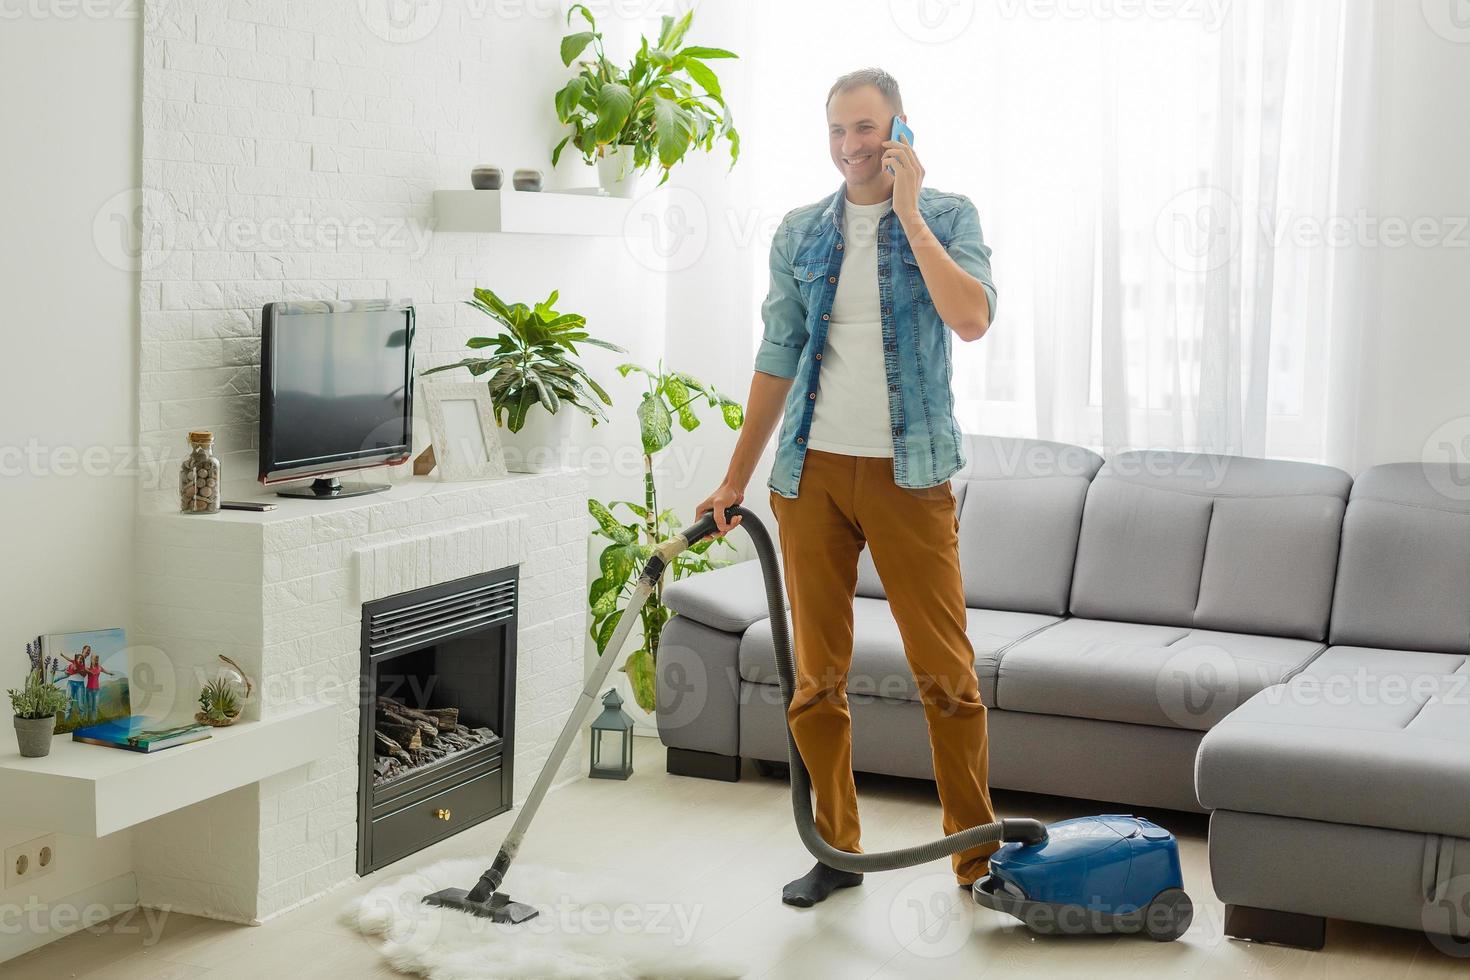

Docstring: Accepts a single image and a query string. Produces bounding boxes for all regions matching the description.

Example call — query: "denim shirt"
[756,182,998,498]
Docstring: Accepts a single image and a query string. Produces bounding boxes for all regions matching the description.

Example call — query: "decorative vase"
[497,409,574,474]
[512,168,544,192]
[14,715,56,758]
[597,145,639,198]
[471,166,502,190]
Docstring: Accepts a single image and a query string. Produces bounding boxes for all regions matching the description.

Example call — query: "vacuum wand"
[426,507,1044,923]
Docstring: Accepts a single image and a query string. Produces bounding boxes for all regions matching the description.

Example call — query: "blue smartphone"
[887,115,914,175]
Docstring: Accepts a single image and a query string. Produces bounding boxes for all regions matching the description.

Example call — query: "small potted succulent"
[423,286,625,473]
[9,669,66,758]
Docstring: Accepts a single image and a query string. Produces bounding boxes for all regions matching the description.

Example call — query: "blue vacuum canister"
[971,814,1193,941]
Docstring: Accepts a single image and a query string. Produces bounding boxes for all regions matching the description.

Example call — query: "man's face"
[827,85,900,191]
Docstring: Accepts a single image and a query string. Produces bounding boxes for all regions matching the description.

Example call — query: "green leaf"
[560,31,596,66]
[624,648,656,712]
[589,575,623,617]
[664,375,700,431]
[566,2,595,27]
[652,95,692,169]
[720,398,745,429]
[637,390,673,455]
[594,82,635,145]
[555,77,586,122]
[593,607,624,655]
[681,58,721,101]
[678,46,737,60]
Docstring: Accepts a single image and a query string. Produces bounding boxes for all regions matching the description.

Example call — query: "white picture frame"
[420,380,509,481]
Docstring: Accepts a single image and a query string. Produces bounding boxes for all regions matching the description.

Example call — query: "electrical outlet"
[4,835,57,890]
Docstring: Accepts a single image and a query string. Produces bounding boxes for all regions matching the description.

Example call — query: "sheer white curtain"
[737,0,1379,467]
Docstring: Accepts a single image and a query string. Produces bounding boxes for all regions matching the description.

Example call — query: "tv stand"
[276,477,390,500]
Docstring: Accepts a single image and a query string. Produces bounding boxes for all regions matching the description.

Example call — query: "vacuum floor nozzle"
[423,887,540,924]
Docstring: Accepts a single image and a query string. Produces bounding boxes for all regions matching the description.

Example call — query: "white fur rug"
[342,858,748,979]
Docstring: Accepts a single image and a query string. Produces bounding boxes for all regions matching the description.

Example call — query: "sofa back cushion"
[858,435,1103,615]
[1329,463,1470,654]
[1069,451,1352,640]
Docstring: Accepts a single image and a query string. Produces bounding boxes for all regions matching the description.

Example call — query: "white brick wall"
[133,472,589,921]
[128,0,676,922]
[137,0,664,509]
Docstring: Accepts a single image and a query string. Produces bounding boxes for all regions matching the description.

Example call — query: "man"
[695,68,1001,907]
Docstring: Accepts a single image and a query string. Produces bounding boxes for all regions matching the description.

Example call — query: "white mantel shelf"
[0,702,336,838]
[433,188,648,236]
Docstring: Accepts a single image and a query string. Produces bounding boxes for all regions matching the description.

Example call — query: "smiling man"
[696,67,1002,907]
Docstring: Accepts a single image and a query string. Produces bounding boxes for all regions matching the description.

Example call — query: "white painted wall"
[0,6,143,962]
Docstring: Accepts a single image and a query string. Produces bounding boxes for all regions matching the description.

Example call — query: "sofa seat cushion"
[1196,645,1470,839]
[995,618,1325,731]
[738,597,1059,706]
[663,557,787,634]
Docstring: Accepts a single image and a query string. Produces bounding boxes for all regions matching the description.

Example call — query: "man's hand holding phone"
[883,114,923,218]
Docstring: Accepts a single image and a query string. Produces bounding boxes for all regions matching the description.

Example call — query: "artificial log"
[378,722,422,751]
[376,697,459,732]
[377,705,438,744]
[374,731,412,766]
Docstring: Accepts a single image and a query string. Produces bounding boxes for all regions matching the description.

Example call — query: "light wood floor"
[7,735,1462,978]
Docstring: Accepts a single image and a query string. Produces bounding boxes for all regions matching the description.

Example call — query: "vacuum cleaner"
[426,506,1193,942]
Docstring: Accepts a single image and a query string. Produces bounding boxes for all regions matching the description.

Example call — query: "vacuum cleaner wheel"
[1143,887,1193,942]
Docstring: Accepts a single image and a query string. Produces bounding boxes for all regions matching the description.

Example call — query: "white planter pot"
[597,145,639,198]
[497,408,574,473]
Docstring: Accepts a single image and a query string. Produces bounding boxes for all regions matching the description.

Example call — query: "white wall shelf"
[0,702,337,837]
[433,188,646,236]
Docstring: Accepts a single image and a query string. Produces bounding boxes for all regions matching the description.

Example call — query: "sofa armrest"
[663,557,786,634]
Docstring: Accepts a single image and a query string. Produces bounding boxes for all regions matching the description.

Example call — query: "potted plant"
[587,362,745,716]
[9,668,66,758]
[552,4,741,197]
[423,286,626,473]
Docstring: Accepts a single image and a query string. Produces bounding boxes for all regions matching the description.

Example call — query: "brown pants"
[769,449,1000,884]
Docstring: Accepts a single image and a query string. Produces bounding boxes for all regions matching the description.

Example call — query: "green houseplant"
[423,286,627,472]
[588,362,745,712]
[9,668,66,758]
[552,4,740,196]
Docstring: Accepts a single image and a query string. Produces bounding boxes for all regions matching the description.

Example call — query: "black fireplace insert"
[356,565,519,875]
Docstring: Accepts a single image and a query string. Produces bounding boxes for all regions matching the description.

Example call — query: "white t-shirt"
[805,195,895,458]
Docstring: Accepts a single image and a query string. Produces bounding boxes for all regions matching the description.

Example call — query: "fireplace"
[356,565,519,875]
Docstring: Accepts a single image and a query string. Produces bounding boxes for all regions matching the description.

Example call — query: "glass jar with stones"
[179,430,221,514]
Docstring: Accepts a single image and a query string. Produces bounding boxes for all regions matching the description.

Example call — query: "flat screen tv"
[259,299,415,499]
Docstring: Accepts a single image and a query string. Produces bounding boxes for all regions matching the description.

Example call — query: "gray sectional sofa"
[655,434,1470,948]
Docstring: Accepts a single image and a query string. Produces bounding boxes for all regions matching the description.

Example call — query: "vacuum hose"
[678,507,1047,872]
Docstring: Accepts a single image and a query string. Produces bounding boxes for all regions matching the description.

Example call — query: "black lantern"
[589,687,634,779]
